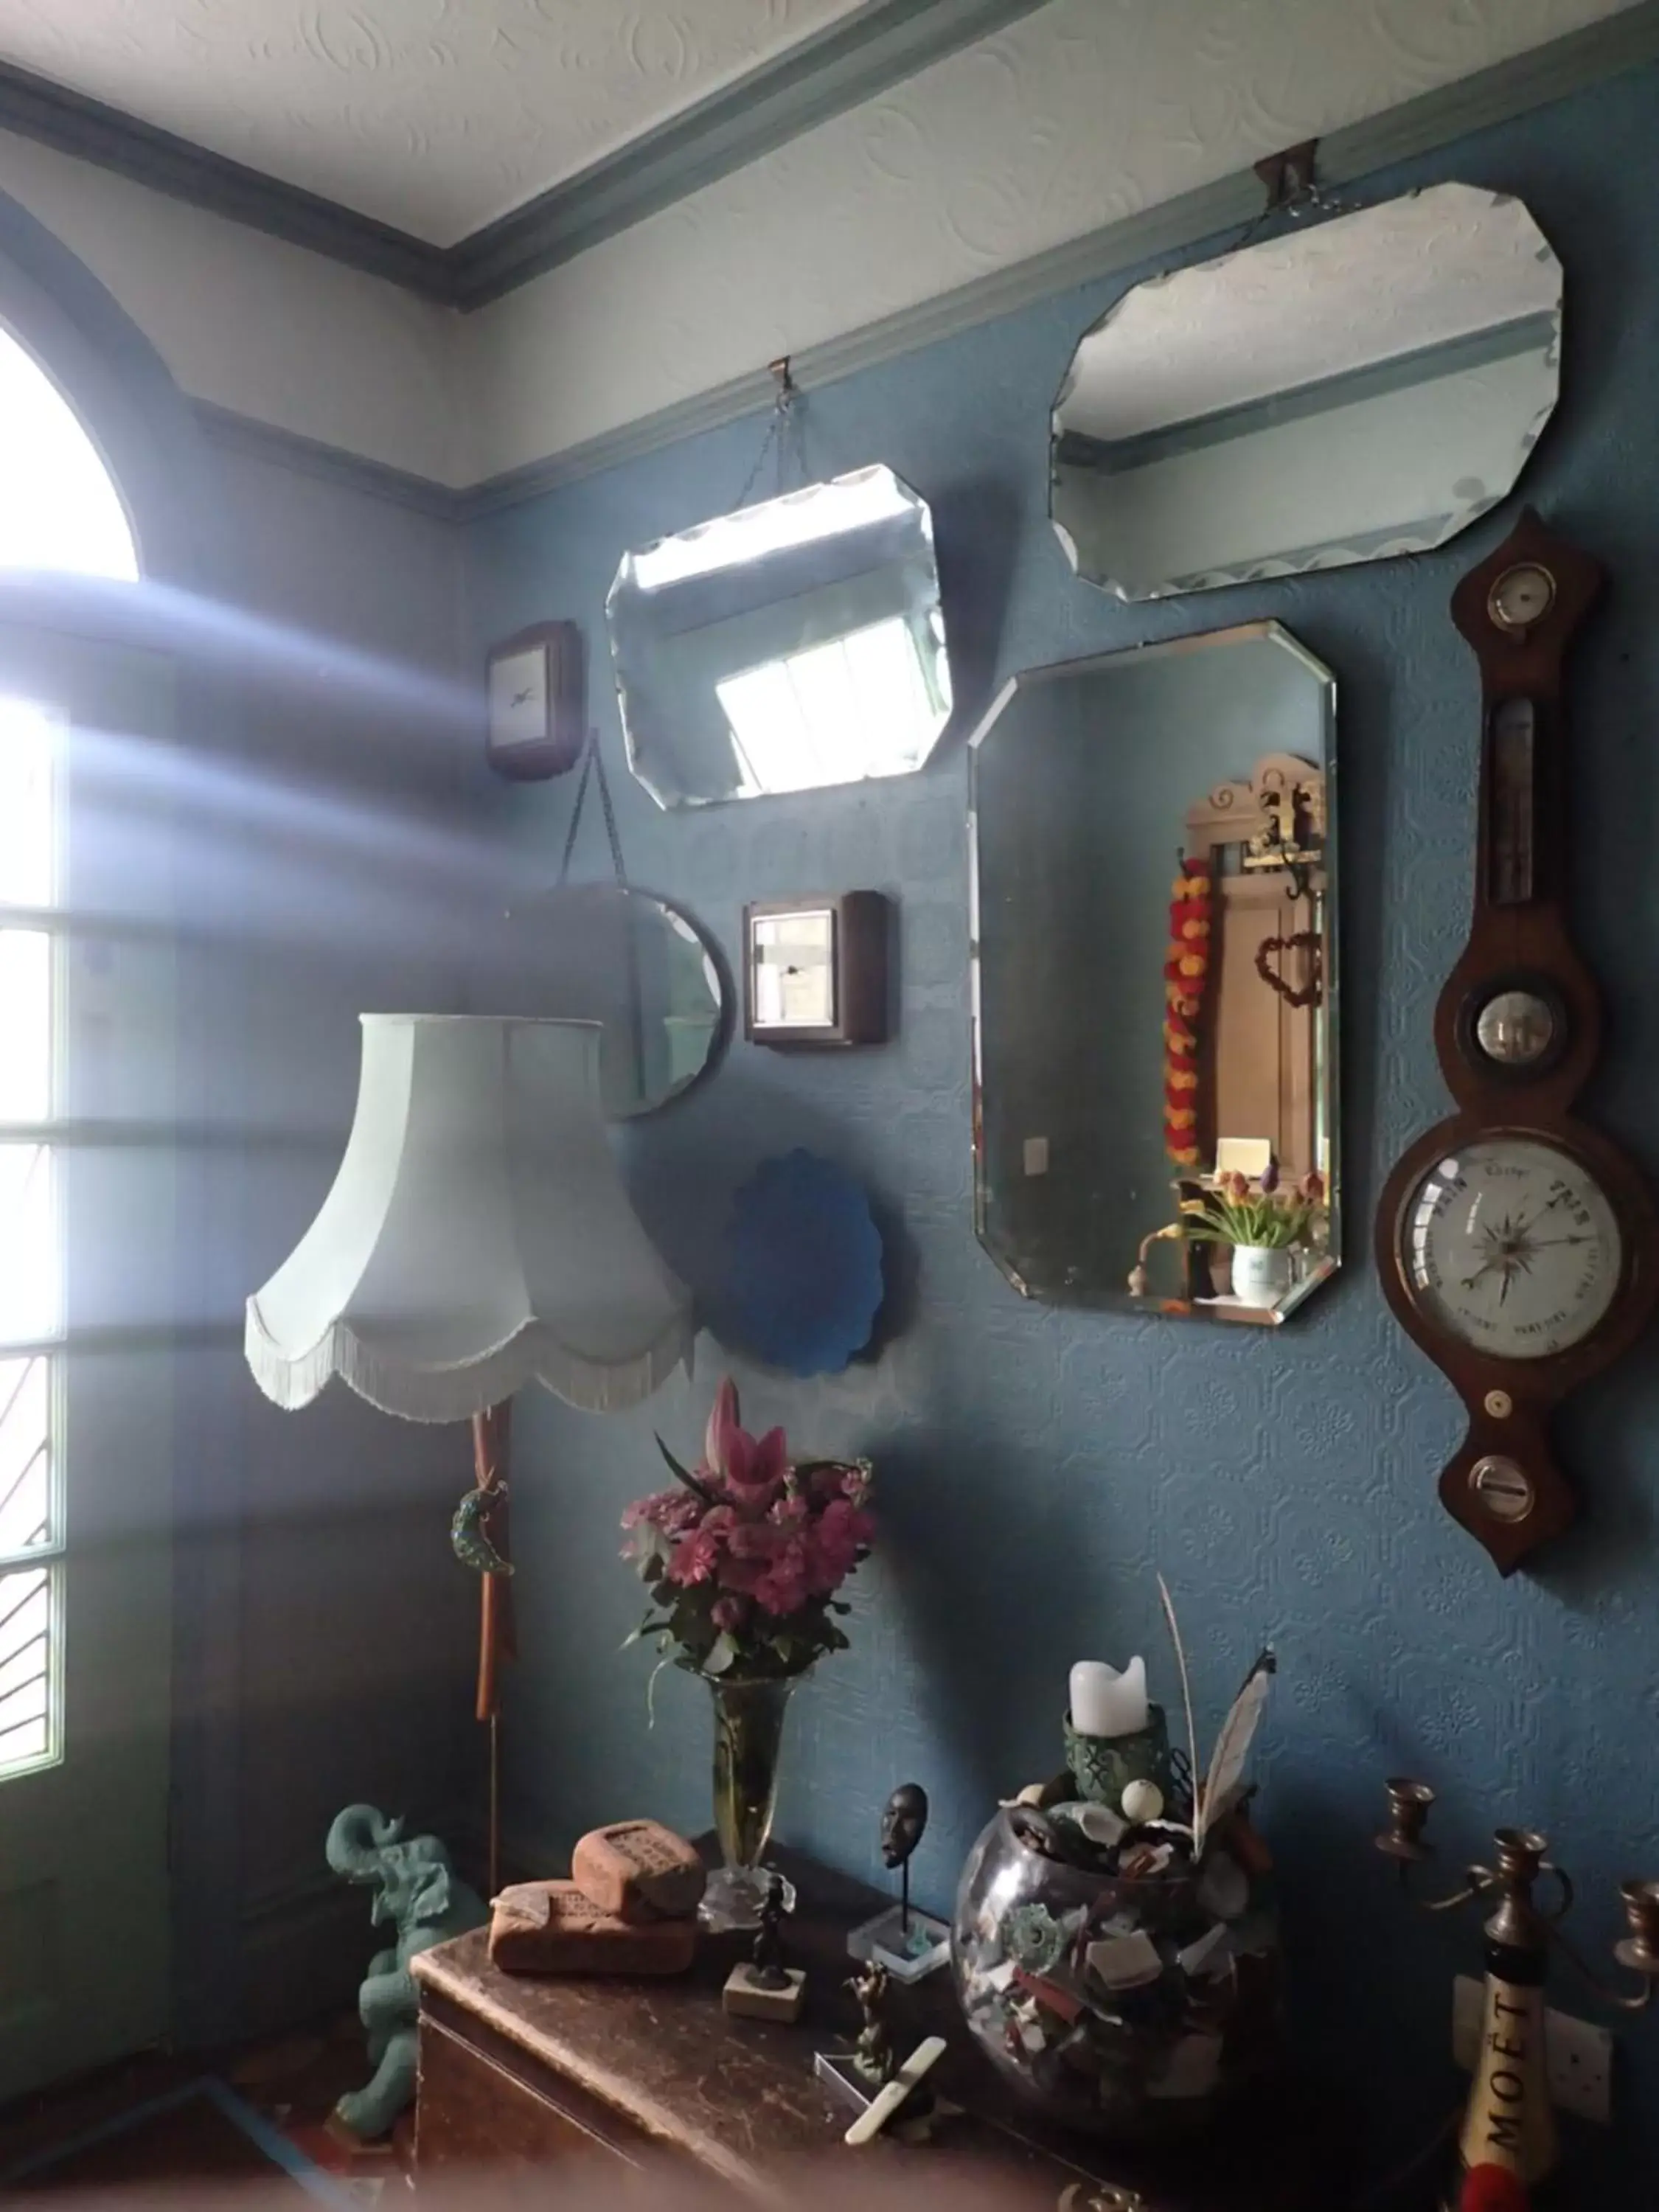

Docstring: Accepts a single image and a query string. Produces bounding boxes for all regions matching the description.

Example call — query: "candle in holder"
[1069,1657,1148,1739]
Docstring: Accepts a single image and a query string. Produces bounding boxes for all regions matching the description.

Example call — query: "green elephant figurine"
[325,1803,487,2140]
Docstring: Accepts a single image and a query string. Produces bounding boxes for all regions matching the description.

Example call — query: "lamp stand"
[470,1403,515,1899]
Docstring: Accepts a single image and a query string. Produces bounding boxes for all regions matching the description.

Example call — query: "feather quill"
[1157,1573,1200,1840]
[1199,1647,1276,1848]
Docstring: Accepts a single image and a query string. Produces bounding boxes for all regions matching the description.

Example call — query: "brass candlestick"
[1376,1779,1659,2201]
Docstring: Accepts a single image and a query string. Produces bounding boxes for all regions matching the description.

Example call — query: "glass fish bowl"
[950,1805,1284,2138]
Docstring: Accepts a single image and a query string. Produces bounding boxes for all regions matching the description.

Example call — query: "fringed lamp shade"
[245,1015,692,1421]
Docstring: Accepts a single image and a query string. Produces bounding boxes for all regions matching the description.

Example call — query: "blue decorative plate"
[719,1150,884,1376]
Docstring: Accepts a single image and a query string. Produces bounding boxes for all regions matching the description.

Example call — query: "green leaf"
[621,1613,675,1651]
[656,1435,718,1504]
[704,1632,737,1677]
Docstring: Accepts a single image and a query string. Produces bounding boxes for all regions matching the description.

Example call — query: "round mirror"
[478,884,730,1118]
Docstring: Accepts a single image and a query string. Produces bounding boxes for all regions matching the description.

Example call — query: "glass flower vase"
[702,1672,803,1932]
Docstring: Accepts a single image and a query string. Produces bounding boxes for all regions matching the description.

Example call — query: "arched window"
[0,323,138,580]
[1,326,142,1783]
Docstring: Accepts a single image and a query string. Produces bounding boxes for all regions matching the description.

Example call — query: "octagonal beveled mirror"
[608,465,953,808]
[1052,183,1561,599]
[970,621,1338,1324]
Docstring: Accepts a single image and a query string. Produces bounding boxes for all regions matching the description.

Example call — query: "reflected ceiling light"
[629,466,914,591]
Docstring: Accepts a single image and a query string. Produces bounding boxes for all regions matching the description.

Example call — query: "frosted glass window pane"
[718,616,935,797]
[0,1148,56,1345]
[0,1357,50,1554]
[0,327,137,580]
[0,932,50,1121]
[0,698,54,908]
[0,1563,53,1775]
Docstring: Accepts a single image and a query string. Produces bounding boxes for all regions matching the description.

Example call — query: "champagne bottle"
[1449,1933,1554,2204]
[1444,1831,1562,2209]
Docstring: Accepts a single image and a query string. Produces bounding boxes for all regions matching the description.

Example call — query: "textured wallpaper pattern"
[468,64,1659,2188]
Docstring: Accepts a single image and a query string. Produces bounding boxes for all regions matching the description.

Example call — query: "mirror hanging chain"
[1237,137,1360,246]
[557,726,628,888]
[733,356,812,509]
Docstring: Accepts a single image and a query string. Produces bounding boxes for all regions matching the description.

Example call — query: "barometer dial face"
[1401,1136,1621,1361]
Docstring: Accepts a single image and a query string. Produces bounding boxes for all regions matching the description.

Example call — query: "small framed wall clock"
[1375,509,1659,1573]
[744,893,891,1048]
[486,621,585,780]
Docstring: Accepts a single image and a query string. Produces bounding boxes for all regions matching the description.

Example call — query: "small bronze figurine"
[723,1870,805,2021]
[748,1872,789,1992]
[848,1958,894,2085]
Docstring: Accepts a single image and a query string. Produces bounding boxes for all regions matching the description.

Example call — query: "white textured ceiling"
[0,0,872,246]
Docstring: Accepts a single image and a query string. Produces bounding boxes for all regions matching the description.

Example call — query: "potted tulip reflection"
[1180,1165,1326,1307]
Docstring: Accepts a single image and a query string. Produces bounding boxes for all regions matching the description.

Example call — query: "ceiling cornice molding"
[448,0,1051,308]
[192,400,465,519]
[184,1,1659,510]
[461,1,1659,511]
[0,55,451,299]
[0,0,1050,312]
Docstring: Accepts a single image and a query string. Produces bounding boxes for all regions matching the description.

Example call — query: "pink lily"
[702,1377,787,1511]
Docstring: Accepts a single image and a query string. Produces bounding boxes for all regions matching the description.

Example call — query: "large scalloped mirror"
[1052,184,1561,599]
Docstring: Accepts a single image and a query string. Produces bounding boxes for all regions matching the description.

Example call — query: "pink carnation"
[622,1487,702,1534]
[754,1545,810,1618]
[807,1459,872,1508]
[726,1518,791,1562]
[715,1551,762,1596]
[665,1524,724,1586]
[711,1595,747,1634]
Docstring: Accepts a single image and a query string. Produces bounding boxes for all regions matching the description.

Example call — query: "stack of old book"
[488,1819,706,1977]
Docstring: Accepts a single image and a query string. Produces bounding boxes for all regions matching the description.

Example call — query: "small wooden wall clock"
[1375,509,1659,1573]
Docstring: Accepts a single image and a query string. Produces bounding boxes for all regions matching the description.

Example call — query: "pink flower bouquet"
[622,1377,874,1682]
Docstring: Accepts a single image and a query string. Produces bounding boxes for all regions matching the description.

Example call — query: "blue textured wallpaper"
[468,63,1659,2192]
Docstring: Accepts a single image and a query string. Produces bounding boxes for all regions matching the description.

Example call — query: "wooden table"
[411,1846,1348,2211]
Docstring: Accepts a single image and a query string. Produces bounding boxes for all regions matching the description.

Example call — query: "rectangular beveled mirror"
[970,621,1338,1323]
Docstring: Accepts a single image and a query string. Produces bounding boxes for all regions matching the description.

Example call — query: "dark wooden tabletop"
[412,1843,1348,2212]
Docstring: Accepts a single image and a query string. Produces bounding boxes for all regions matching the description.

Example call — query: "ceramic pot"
[1063,1705,1171,1810]
[1230,1243,1294,1305]
[701,1672,803,1931]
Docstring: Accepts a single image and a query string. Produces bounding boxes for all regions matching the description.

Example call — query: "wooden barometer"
[1375,509,1658,1572]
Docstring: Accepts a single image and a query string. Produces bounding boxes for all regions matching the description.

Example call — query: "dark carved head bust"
[880,1782,928,1869]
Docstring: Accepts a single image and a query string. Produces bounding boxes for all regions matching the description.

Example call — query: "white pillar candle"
[1069,1656,1149,1738]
